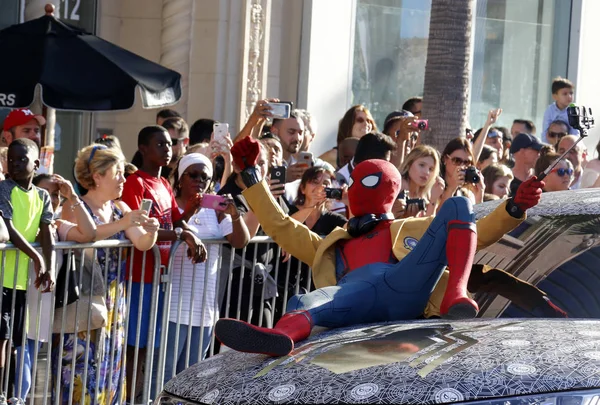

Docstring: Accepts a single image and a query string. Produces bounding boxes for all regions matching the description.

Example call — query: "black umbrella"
[0,5,181,111]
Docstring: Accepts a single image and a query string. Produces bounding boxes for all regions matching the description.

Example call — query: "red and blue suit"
[215,138,544,357]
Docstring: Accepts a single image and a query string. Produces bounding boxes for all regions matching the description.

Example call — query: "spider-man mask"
[348,159,402,217]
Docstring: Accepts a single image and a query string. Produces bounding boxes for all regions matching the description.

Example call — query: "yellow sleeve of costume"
[475,200,525,249]
[425,200,525,318]
[242,180,323,267]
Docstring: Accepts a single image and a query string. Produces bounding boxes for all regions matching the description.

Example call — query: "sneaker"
[0,394,7,405]
[7,398,23,405]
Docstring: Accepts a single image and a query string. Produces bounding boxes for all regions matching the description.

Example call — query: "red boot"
[215,310,313,357]
[441,220,479,319]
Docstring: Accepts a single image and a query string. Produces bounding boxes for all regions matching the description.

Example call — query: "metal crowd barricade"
[0,240,161,405]
[151,236,314,399]
[0,236,312,404]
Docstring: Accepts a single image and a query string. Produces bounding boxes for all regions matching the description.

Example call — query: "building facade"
[1,0,599,177]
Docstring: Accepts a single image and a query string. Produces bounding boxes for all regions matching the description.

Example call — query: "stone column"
[160,0,195,119]
[239,0,271,129]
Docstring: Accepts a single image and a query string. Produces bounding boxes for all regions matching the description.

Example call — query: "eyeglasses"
[547,131,567,139]
[448,156,473,166]
[550,167,574,177]
[183,172,210,182]
[88,145,107,165]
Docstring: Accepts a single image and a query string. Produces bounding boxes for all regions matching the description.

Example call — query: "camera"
[464,166,480,184]
[324,187,343,200]
[409,119,429,131]
[406,198,426,211]
[567,105,595,134]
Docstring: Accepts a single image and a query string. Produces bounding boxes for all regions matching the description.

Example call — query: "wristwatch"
[174,227,183,240]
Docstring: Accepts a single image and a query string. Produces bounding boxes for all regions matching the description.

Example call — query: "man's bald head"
[558,135,584,171]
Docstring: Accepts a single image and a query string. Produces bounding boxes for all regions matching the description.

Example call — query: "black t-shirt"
[287,206,348,235]
[217,175,248,214]
[510,177,523,198]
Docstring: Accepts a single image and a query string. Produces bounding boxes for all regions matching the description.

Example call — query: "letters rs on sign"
[0,94,16,107]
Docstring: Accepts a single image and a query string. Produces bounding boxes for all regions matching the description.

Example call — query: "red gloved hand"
[514,176,544,211]
[231,137,261,170]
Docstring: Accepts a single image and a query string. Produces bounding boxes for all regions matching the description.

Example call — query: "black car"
[155,189,600,404]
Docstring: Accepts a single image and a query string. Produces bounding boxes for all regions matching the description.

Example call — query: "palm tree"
[421,0,475,151]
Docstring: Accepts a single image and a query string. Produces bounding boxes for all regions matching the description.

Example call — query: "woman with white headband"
[161,152,249,385]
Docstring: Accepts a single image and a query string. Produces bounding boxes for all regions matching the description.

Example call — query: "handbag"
[54,253,80,309]
[53,249,108,334]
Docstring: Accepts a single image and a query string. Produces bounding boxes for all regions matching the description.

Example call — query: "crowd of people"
[0,74,594,404]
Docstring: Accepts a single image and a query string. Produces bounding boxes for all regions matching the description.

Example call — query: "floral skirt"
[51,278,126,405]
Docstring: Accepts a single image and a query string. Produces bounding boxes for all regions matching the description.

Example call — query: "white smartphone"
[141,198,152,214]
[213,123,229,144]
[298,151,313,167]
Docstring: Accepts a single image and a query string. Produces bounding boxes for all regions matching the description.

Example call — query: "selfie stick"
[537,104,593,181]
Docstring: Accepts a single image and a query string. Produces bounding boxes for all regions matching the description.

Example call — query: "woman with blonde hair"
[398,145,443,217]
[56,144,160,405]
[319,105,377,168]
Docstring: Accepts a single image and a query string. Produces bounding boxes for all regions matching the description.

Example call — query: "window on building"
[352,0,571,133]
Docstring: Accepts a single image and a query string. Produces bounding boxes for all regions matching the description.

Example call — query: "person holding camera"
[438,138,485,211]
[382,110,424,169]
[290,166,347,234]
[396,145,443,218]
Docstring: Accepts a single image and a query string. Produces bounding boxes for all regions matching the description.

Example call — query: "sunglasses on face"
[183,172,210,182]
[448,156,473,166]
[550,167,574,177]
[547,131,567,139]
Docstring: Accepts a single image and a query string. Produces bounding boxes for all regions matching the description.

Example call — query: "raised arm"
[233,98,278,143]
[472,108,502,162]
[243,180,322,266]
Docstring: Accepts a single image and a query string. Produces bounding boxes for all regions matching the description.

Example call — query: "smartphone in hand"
[200,194,228,212]
[267,102,293,119]
[298,151,313,167]
[141,199,153,214]
[270,166,287,185]
[213,123,229,144]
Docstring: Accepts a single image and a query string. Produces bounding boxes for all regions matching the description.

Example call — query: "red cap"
[2,108,46,132]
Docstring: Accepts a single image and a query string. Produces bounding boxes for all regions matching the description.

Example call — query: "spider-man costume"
[215,137,547,357]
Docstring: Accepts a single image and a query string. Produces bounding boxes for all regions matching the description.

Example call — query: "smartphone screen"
[268,103,291,119]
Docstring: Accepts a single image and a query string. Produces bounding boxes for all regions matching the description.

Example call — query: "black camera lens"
[325,187,343,200]
[464,166,480,184]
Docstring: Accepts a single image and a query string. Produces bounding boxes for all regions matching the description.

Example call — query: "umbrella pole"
[31,86,55,174]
